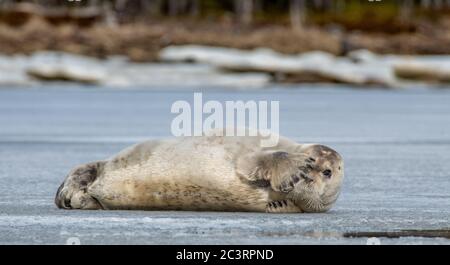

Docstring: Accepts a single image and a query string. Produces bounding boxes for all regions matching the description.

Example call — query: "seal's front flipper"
[266,199,302,213]
[236,150,312,193]
[236,150,291,181]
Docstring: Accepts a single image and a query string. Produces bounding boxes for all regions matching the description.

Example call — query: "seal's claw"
[306,157,316,163]
[266,199,302,213]
[279,177,295,193]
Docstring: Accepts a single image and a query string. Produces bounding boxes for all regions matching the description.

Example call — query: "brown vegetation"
[1,1,450,61]
[0,18,342,61]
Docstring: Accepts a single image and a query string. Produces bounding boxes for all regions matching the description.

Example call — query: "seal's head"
[288,144,344,213]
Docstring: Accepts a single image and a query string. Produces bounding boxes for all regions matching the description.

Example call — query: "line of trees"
[1,0,450,28]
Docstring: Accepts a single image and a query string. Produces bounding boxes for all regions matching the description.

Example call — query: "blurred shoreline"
[2,17,450,62]
[2,1,450,89]
[2,1,450,62]
[2,46,450,89]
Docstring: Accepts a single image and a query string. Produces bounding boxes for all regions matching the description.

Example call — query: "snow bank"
[0,51,270,89]
[394,59,450,83]
[160,45,450,88]
[2,47,450,89]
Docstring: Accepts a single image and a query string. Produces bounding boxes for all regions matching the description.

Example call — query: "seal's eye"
[322,169,332,178]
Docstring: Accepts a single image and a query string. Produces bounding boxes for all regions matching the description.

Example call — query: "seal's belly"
[88,157,269,212]
[87,137,270,211]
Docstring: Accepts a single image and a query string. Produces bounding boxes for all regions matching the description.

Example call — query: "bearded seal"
[55,129,344,213]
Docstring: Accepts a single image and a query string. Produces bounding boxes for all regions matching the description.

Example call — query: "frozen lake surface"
[0,86,449,244]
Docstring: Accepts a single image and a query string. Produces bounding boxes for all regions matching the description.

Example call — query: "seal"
[55,129,344,213]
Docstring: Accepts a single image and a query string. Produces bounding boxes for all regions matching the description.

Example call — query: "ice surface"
[0,87,449,244]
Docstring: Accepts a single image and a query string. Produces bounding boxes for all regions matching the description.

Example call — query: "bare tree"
[313,0,323,9]
[333,0,346,15]
[102,0,118,26]
[189,0,199,17]
[421,0,432,8]
[433,0,444,9]
[234,0,253,25]
[399,0,413,23]
[140,0,162,17]
[168,0,189,17]
[168,0,178,16]
[290,0,305,31]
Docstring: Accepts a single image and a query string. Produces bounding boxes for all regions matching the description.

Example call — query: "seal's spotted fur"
[55,129,344,213]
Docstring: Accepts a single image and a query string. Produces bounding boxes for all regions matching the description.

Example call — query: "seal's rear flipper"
[55,161,105,210]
